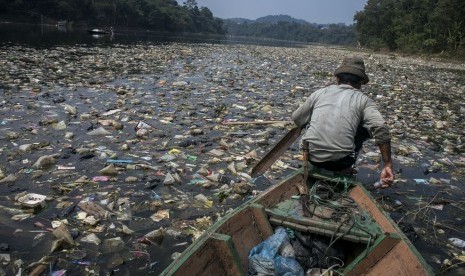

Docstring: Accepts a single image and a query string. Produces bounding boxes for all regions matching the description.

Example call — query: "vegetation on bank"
[355,0,465,56]
[1,0,464,57]
[0,0,224,34]
[223,17,356,46]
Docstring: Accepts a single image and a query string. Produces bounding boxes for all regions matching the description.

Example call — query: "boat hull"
[161,170,434,275]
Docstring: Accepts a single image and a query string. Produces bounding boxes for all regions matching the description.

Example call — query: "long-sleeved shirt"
[291,84,391,162]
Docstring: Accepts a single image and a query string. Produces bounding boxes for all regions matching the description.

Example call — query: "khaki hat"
[334,57,369,84]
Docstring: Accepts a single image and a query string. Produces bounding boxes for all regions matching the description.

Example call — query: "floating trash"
[0,39,464,275]
[448,238,465,249]
[17,193,47,208]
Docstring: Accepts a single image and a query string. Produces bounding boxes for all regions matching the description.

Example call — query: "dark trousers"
[309,126,371,171]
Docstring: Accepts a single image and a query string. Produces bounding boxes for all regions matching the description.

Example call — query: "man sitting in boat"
[291,57,394,188]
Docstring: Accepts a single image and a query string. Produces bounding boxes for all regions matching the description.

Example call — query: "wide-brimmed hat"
[334,57,369,84]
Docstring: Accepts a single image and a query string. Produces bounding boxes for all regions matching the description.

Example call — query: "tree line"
[223,20,356,46]
[355,0,465,55]
[1,0,463,56]
[0,0,224,34]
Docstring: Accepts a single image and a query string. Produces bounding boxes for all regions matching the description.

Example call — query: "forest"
[355,0,465,55]
[223,19,356,46]
[1,0,464,56]
[0,0,224,34]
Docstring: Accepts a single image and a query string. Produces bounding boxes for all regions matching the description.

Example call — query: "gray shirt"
[291,84,391,162]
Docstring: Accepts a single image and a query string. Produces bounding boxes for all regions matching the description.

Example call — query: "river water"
[0,23,464,275]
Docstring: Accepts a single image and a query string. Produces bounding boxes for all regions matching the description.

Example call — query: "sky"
[185,0,368,25]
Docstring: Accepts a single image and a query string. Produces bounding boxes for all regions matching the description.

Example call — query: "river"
[0,23,464,275]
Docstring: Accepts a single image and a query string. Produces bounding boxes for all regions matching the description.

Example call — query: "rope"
[301,179,379,264]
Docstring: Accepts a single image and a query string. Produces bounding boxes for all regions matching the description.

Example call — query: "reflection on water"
[0,22,308,48]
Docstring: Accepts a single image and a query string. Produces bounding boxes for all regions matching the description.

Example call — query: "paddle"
[250,126,303,177]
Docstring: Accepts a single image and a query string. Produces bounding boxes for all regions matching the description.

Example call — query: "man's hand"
[380,165,394,188]
[378,142,394,188]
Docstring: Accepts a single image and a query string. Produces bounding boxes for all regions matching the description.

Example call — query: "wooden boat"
[87,28,112,35]
[161,169,434,275]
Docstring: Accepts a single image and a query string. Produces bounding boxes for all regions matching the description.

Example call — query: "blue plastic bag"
[248,227,304,276]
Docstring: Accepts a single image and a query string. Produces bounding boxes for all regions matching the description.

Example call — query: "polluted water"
[0,41,465,275]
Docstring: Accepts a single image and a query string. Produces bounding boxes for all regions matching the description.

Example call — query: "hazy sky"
[185,0,368,24]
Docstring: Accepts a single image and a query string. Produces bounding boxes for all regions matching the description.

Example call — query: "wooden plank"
[210,233,247,276]
[346,182,434,275]
[250,204,274,237]
[269,217,372,244]
[349,185,397,233]
[266,211,375,240]
[162,198,275,275]
[217,207,269,269]
[344,234,401,275]
[366,240,431,276]
[167,237,229,276]
[255,171,303,207]
[165,234,246,276]
[251,126,302,177]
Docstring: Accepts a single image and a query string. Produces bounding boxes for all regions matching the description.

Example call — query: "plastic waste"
[0,174,17,183]
[17,193,47,208]
[151,209,170,222]
[99,164,118,175]
[194,194,213,208]
[92,176,110,182]
[32,153,60,169]
[275,256,304,275]
[106,159,133,164]
[279,236,296,258]
[117,203,132,221]
[102,237,125,253]
[218,174,235,185]
[135,121,153,131]
[164,172,176,185]
[143,228,165,245]
[1,33,465,275]
[81,233,101,245]
[86,127,111,136]
[136,128,149,137]
[0,254,10,263]
[248,227,304,276]
[52,223,77,250]
[413,179,429,185]
[448,238,465,248]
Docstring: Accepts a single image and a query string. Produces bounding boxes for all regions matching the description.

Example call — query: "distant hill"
[255,15,309,25]
[224,15,321,28]
[225,15,309,25]
[222,14,355,46]
[226,18,255,24]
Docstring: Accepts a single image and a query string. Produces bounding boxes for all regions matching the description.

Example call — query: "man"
[291,57,394,188]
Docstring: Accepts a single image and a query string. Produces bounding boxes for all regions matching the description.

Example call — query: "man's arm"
[362,97,394,188]
[378,142,394,188]
[291,93,316,127]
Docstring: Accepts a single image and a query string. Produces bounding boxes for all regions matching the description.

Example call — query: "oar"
[250,126,303,177]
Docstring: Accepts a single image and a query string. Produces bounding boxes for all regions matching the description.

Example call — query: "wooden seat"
[266,198,382,244]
